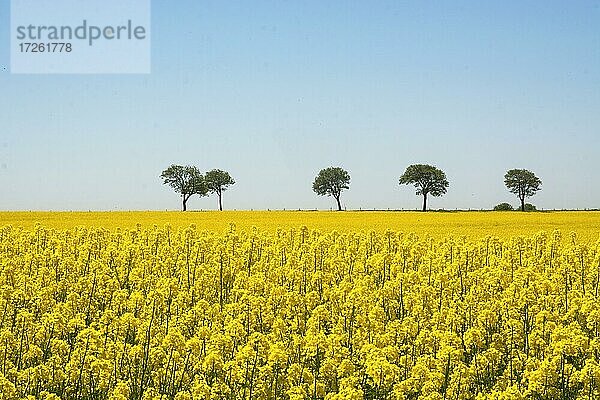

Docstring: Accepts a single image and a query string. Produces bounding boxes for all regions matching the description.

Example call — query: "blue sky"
[1,1,599,210]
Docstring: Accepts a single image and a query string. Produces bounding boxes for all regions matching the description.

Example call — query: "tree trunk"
[335,196,342,211]
[182,197,187,211]
[422,192,428,212]
[520,197,525,212]
[218,193,223,211]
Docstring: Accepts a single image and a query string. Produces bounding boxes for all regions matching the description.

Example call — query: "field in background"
[1,210,599,241]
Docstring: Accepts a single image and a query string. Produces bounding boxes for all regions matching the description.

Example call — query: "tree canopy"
[205,169,235,211]
[493,202,514,211]
[160,165,207,211]
[504,169,542,211]
[312,167,350,211]
[399,164,449,211]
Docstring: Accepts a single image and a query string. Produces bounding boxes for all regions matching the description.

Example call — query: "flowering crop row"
[0,223,599,399]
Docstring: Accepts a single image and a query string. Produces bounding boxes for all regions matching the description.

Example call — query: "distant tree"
[504,169,542,212]
[494,202,514,211]
[524,203,537,212]
[399,164,449,211]
[205,169,235,211]
[313,167,350,211]
[160,165,207,211]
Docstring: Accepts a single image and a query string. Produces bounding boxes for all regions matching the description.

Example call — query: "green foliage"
[204,169,235,211]
[399,164,449,211]
[399,164,449,197]
[205,169,235,193]
[313,167,351,211]
[160,165,207,211]
[493,202,514,211]
[524,203,537,211]
[504,169,542,211]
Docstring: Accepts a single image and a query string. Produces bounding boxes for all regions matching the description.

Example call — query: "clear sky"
[1,1,599,211]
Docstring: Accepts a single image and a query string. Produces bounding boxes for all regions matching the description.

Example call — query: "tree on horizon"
[313,167,350,211]
[504,169,542,211]
[399,164,449,211]
[160,165,207,211]
[205,169,235,211]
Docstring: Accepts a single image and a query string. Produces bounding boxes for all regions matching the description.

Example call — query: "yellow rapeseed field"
[0,211,599,399]
[1,211,599,240]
